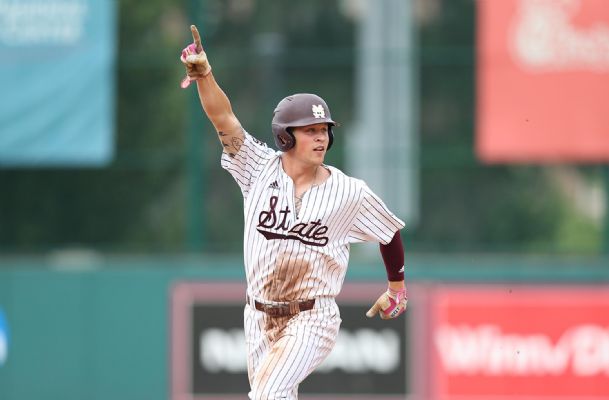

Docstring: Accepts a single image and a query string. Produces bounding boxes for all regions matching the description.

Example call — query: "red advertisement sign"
[476,0,609,163]
[431,286,609,400]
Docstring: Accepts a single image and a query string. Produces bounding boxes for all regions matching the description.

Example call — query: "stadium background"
[1,1,608,399]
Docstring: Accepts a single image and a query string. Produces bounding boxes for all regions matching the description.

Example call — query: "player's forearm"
[195,73,241,133]
[194,74,244,155]
[380,230,405,282]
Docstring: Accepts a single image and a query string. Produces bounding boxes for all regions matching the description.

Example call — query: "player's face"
[291,123,329,165]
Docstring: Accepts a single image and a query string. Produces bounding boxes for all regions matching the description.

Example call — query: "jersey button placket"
[285,179,299,221]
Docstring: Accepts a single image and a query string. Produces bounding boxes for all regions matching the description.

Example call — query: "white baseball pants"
[244,297,341,400]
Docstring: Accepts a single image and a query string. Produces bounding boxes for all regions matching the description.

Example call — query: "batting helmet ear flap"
[273,126,295,151]
[327,125,334,151]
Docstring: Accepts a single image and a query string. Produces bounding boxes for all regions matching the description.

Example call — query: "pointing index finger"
[190,25,203,52]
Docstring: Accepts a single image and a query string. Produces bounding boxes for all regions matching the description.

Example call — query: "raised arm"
[181,25,244,157]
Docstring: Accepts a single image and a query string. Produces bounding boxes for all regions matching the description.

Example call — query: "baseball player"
[181,25,407,399]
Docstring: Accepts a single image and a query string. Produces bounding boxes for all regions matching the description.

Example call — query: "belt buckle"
[265,304,285,317]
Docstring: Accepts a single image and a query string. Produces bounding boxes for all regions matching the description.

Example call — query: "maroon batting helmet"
[271,93,337,151]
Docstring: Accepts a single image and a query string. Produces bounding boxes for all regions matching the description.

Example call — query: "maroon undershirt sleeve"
[379,230,405,282]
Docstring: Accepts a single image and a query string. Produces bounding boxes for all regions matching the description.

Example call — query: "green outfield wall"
[0,255,607,400]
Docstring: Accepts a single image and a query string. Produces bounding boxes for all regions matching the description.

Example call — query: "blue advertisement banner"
[0,0,116,166]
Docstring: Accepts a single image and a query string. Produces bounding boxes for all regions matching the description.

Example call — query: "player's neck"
[280,155,320,186]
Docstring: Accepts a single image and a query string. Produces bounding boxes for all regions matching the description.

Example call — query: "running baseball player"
[181,25,407,399]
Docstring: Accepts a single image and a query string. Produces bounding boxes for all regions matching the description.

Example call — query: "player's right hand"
[180,25,212,88]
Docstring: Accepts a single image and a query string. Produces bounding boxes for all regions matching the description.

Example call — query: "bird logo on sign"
[312,104,325,118]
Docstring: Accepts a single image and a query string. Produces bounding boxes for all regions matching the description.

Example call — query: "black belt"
[247,295,315,317]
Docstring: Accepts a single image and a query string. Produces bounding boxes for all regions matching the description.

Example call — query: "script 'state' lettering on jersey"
[257,196,330,247]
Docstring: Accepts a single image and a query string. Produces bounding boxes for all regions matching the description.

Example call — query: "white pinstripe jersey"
[222,131,405,302]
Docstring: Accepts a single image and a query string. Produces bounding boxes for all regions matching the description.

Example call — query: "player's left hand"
[366,286,407,320]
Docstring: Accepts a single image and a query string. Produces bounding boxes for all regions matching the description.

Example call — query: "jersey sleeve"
[348,182,405,245]
[220,131,277,198]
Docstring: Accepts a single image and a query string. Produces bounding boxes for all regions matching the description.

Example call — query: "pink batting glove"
[180,43,199,89]
[366,286,408,320]
[381,287,408,319]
